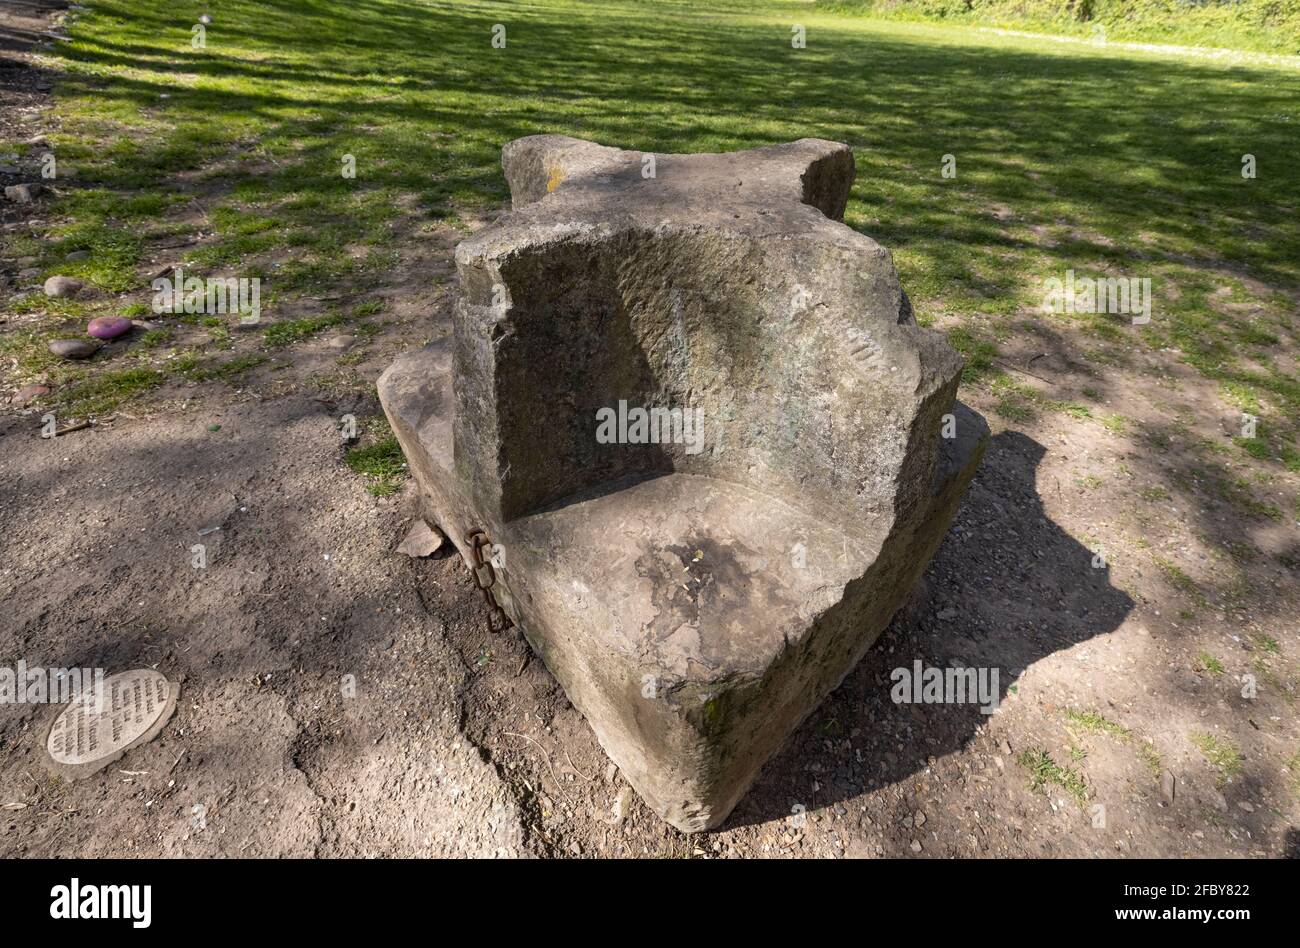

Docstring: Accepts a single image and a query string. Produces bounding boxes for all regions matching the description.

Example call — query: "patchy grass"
[1065,709,1129,740]
[344,429,408,497]
[1194,651,1226,675]
[180,352,270,382]
[1100,413,1129,435]
[1250,633,1281,656]
[1,0,1297,537]
[1016,748,1089,807]
[1190,731,1243,782]
[60,367,165,418]
[1064,708,1162,776]
[1152,555,1206,607]
[262,314,346,348]
[1,0,1291,377]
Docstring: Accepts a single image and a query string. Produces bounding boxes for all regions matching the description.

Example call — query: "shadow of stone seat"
[380,134,990,831]
[729,429,1138,829]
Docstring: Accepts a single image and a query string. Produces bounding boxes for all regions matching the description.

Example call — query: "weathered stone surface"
[87,316,132,340]
[397,519,445,558]
[379,136,987,831]
[12,383,51,406]
[48,338,100,360]
[43,275,83,298]
[4,183,41,203]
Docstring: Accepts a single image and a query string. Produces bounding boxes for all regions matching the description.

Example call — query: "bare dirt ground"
[2,1,1297,859]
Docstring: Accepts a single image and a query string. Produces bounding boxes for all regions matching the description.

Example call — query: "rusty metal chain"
[466,529,511,633]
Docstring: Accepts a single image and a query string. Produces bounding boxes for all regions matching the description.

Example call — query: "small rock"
[18,268,41,282]
[914,809,927,827]
[87,316,132,340]
[48,338,100,360]
[12,384,50,406]
[604,762,618,783]
[909,839,922,853]
[1237,801,1254,813]
[937,607,959,621]
[4,183,41,203]
[397,520,444,558]
[324,334,356,350]
[610,788,629,825]
[16,256,37,267]
[43,275,83,298]
[65,250,90,262]
[1159,770,1175,806]
[1000,739,1012,756]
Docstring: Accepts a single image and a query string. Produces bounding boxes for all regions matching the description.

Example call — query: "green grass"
[1100,413,1129,435]
[1152,554,1206,606]
[344,431,408,496]
[1016,748,1089,806]
[1194,650,1226,675]
[180,352,270,382]
[1190,731,1243,782]
[0,0,1297,477]
[262,313,346,348]
[1250,633,1280,655]
[817,1,1300,55]
[61,367,166,417]
[1065,708,1129,740]
[1064,708,1163,776]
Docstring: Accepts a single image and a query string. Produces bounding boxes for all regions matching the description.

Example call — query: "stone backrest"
[452,136,963,529]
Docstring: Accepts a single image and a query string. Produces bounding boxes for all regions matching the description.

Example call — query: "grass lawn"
[4,0,1299,471]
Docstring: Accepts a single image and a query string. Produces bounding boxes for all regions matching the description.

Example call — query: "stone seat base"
[510,471,885,687]
[380,340,987,830]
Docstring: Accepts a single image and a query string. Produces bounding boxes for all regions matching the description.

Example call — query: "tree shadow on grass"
[44,0,1300,289]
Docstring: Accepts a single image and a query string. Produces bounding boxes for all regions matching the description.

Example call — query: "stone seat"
[512,471,883,686]
[379,135,988,830]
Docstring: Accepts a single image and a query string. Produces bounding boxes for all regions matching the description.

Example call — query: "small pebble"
[48,338,100,360]
[397,520,444,558]
[4,183,41,203]
[87,316,132,340]
[44,275,83,298]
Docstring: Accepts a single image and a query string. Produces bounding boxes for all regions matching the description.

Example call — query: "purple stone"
[87,316,133,340]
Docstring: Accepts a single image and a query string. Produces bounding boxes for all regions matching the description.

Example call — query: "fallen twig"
[502,731,570,800]
[565,750,595,782]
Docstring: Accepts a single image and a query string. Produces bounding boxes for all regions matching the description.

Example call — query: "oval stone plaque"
[44,669,178,779]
